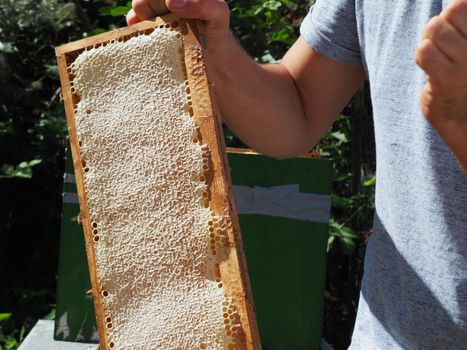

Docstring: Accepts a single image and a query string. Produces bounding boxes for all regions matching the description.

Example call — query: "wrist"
[203,30,236,62]
[205,31,252,80]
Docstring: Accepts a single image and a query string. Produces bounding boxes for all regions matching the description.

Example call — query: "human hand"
[415,0,467,171]
[127,0,231,54]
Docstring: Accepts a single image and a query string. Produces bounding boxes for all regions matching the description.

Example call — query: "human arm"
[415,0,467,173]
[127,0,365,158]
[212,36,365,158]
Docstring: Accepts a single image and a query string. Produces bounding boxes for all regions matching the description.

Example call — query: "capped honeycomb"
[55,16,260,350]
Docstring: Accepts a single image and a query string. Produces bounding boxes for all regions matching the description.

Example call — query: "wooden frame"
[56,14,261,350]
[227,147,321,159]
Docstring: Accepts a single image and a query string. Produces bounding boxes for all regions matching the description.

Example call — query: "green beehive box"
[54,146,97,343]
[54,147,331,348]
[228,148,331,350]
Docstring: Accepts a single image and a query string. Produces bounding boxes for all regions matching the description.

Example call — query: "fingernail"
[170,0,186,9]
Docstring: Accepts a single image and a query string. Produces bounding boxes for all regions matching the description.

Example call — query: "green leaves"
[260,51,280,64]
[264,0,283,11]
[363,176,376,187]
[1,337,18,350]
[329,219,359,255]
[0,42,15,53]
[44,64,59,79]
[42,307,55,321]
[330,131,348,144]
[85,27,107,37]
[228,0,311,62]
[98,1,131,17]
[0,160,42,179]
[0,313,17,350]
[0,314,11,323]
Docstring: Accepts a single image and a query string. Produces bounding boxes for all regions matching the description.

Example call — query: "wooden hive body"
[55,15,260,350]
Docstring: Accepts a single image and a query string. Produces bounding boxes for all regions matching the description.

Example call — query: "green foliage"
[83,0,131,37]
[0,160,42,179]
[0,1,82,348]
[228,0,312,61]
[0,290,55,350]
[328,219,359,255]
[363,176,376,187]
[0,0,78,168]
[313,86,375,254]
[99,2,132,17]
[0,313,21,350]
[42,308,56,321]
[0,313,22,350]
[0,315,11,323]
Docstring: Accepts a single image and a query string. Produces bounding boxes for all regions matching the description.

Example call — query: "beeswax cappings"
[71,27,226,349]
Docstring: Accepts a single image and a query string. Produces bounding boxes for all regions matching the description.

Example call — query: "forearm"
[206,33,314,159]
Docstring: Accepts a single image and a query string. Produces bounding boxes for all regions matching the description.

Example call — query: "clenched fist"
[415,0,467,172]
[126,0,231,55]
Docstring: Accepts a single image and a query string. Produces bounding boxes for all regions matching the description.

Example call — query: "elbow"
[270,152,296,161]
[248,147,297,161]
[264,143,318,160]
[277,138,320,160]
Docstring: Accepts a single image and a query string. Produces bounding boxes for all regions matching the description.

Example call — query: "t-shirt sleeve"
[300,0,362,65]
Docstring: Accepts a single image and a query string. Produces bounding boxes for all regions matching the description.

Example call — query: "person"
[127,0,467,349]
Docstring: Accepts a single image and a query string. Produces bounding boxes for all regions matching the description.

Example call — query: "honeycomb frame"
[55,14,261,350]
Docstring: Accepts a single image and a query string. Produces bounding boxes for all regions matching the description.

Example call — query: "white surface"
[233,184,331,223]
[20,320,334,350]
[18,320,97,350]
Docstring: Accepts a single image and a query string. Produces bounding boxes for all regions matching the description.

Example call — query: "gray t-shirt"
[300,1,467,349]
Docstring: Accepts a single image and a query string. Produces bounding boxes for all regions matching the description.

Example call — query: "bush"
[0,1,81,347]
